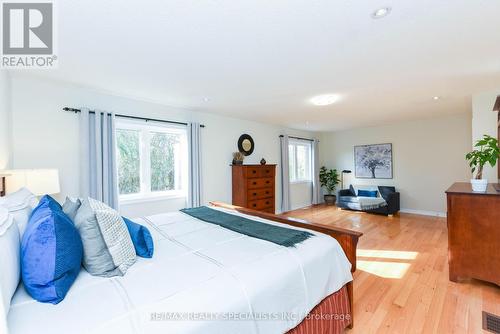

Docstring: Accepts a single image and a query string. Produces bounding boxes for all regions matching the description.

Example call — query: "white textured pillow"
[74,197,136,277]
[95,209,136,275]
[0,206,21,318]
[0,187,38,236]
[0,289,7,334]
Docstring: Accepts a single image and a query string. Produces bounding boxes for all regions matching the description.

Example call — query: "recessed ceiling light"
[203,97,211,102]
[372,7,391,19]
[310,94,340,106]
[433,96,441,100]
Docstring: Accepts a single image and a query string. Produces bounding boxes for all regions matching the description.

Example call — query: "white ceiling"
[33,0,500,131]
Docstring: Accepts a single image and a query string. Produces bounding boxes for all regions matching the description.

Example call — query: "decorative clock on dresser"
[232,164,276,213]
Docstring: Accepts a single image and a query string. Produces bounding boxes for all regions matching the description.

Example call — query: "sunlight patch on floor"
[357,249,418,260]
[357,260,411,279]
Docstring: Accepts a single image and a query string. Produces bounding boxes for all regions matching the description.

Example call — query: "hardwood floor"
[283,205,500,334]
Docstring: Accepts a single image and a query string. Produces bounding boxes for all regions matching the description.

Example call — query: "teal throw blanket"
[180,206,313,247]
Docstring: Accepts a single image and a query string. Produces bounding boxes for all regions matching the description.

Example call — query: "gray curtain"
[187,122,202,208]
[312,139,322,204]
[280,135,291,213]
[80,108,119,209]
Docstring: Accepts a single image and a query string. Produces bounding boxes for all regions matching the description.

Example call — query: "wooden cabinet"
[446,182,500,286]
[232,164,276,213]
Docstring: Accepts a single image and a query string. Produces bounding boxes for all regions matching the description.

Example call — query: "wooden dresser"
[446,182,500,285]
[232,164,276,213]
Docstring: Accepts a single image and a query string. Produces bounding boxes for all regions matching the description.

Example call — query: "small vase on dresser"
[232,164,276,213]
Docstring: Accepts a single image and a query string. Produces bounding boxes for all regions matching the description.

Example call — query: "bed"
[7,202,361,334]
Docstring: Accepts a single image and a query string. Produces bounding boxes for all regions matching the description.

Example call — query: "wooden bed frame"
[210,202,363,329]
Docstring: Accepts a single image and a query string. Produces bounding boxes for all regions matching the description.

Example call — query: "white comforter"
[8,206,352,334]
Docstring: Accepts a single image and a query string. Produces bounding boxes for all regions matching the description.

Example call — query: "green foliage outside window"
[116,129,140,194]
[150,132,179,192]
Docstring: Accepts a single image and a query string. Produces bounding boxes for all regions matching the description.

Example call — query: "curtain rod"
[62,107,205,128]
[279,134,315,142]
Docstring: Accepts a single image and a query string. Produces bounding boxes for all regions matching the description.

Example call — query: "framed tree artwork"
[354,143,393,179]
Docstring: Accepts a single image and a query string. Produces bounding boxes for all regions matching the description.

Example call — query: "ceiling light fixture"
[372,7,391,19]
[310,94,340,106]
[433,96,441,100]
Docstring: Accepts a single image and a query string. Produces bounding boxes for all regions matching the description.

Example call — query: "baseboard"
[289,203,314,212]
[400,208,447,218]
[282,205,447,218]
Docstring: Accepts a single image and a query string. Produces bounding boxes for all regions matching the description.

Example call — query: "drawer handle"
[266,191,269,194]
[253,182,257,185]
[265,170,270,173]
[252,170,257,174]
[266,180,270,184]
[253,192,257,196]
[253,204,257,207]
[266,201,269,205]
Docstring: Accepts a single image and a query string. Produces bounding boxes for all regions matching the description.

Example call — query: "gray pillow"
[62,197,81,222]
[73,197,136,277]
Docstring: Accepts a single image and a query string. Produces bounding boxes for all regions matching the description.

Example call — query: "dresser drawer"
[244,166,275,178]
[247,187,273,200]
[247,177,273,189]
[260,166,275,178]
[245,167,261,178]
[248,198,273,210]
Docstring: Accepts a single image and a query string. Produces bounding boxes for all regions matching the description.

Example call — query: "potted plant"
[232,151,244,165]
[465,134,499,192]
[319,166,340,205]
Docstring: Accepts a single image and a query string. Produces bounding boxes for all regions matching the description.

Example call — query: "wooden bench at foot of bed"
[210,202,362,330]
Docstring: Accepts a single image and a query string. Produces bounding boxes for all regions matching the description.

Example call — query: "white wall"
[289,182,312,211]
[8,73,475,216]
[472,90,499,181]
[8,74,314,216]
[0,71,11,169]
[319,113,472,215]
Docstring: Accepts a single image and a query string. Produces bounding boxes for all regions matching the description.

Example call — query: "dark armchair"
[337,185,400,216]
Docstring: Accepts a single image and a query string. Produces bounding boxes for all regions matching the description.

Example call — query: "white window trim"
[116,118,188,202]
[289,139,313,183]
[119,192,186,205]
[290,180,313,185]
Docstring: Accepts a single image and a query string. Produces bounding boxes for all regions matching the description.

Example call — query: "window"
[116,119,188,201]
[116,128,141,195]
[289,139,312,182]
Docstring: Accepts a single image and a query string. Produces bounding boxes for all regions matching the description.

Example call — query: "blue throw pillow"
[21,195,83,304]
[123,217,154,258]
[30,194,62,217]
[358,190,378,198]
